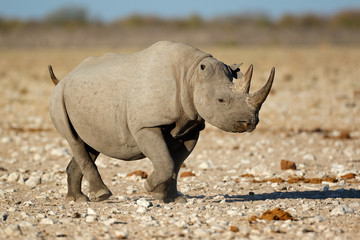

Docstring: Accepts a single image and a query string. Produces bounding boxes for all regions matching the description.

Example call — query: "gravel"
[1,46,360,239]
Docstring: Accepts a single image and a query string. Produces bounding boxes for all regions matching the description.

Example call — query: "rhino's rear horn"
[235,64,253,93]
[243,64,253,94]
[249,67,275,109]
[48,65,59,85]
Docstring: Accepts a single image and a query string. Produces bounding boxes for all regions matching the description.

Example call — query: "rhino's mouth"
[230,121,257,133]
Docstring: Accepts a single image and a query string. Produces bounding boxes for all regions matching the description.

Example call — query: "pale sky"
[1,0,359,21]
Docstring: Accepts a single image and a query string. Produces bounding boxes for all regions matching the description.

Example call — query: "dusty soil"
[0,45,360,239]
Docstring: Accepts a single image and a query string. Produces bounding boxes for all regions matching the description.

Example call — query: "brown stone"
[180,171,196,177]
[239,173,255,178]
[281,160,296,170]
[341,173,356,179]
[248,208,295,222]
[229,226,239,232]
[127,170,148,179]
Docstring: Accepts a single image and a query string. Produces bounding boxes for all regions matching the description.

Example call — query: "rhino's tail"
[48,65,59,85]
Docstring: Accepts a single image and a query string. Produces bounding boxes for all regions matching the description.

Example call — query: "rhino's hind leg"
[66,157,89,202]
[65,145,112,202]
[68,141,112,202]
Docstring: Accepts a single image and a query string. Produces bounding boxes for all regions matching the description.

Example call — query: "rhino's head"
[193,57,275,133]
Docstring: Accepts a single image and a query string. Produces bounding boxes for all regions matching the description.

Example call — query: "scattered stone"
[87,208,97,215]
[330,204,354,216]
[230,226,239,232]
[287,176,337,184]
[19,221,34,227]
[55,232,68,238]
[136,198,152,208]
[85,215,97,223]
[72,212,81,218]
[115,228,129,239]
[1,212,9,221]
[0,166,8,171]
[252,177,285,183]
[180,171,196,177]
[303,154,316,161]
[4,224,22,236]
[102,218,118,226]
[324,130,352,140]
[199,160,215,169]
[39,218,55,224]
[50,148,70,157]
[25,176,41,187]
[340,173,356,179]
[127,170,148,179]
[248,208,295,222]
[281,160,296,170]
[331,163,347,174]
[239,173,255,178]
[7,172,20,182]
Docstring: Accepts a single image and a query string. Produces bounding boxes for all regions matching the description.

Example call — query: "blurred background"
[0,0,359,48]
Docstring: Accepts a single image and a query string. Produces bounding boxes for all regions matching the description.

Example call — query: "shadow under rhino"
[187,188,360,202]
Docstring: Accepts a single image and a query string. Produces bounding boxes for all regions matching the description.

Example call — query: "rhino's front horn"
[249,67,275,109]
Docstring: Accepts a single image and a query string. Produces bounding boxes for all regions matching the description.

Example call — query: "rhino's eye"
[217,98,225,103]
[200,64,206,70]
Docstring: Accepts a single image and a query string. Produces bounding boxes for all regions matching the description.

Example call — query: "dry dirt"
[0,45,360,239]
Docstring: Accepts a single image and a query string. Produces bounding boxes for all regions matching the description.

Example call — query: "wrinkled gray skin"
[49,41,275,203]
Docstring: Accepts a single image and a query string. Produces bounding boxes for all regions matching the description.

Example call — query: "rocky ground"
[0,45,360,239]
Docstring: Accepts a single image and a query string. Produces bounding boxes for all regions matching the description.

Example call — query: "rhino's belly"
[71,116,145,160]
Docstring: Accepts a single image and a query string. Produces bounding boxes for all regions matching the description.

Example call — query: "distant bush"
[332,10,360,28]
[45,6,89,28]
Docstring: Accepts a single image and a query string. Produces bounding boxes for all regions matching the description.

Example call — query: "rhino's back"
[61,42,185,159]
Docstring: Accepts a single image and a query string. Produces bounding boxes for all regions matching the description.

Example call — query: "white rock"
[1,136,12,143]
[33,153,42,162]
[23,200,34,207]
[115,228,129,239]
[102,218,117,226]
[17,174,25,184]
[330,204,354,216]
[39,218,55,224]
[349,202,360,208]
[126,186,138,194]
[20,212,29,219]
[199,160,215,169]
[136,198,152,208]
[136,206,147,213]
[85,215,97,223]
[50,148,70,157]
[331,163,347,174]
[303,154,316,161]
[7,172,20,182]
[4,224,22,236]
[19,221,34,227]
[25,176,41,187]
[87,208,97,215]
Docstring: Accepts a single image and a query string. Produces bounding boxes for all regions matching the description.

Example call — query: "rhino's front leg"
[134,128,181,202]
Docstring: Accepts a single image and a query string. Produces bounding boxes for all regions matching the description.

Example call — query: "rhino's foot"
[89,189,112,202]
[66,193,89,203]
[164,193,187,204]
[145,180,186,203]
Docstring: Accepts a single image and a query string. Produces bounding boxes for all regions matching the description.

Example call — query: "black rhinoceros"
[49,41,275,203]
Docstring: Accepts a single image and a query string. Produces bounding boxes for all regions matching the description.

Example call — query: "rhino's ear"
[230,63,243,79]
